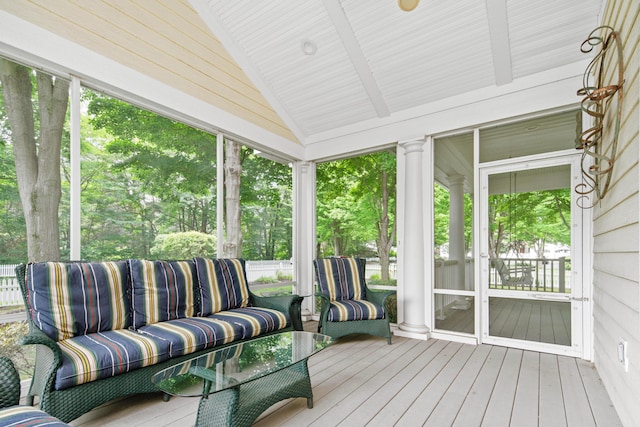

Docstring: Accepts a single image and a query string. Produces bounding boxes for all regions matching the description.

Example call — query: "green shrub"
[276,271,293,281]
[254,275,278,284]
[150,231,216,259]
[0,321,34,378]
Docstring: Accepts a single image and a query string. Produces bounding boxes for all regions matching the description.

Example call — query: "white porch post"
[448,174,466,291]
[396,138,430,340]
[292,161,316,320]
[69,76,81,260]
[216,132,224,257]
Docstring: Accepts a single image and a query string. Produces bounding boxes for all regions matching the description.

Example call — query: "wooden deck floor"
[436,298,572,346]
[69,322,621,427]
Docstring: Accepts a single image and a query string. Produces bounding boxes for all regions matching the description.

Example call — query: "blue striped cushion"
[55,329,170,390]
[0,406,69,426]
[194,258,250,315]
[208,307,290,340]
[25,261,130,341]
[136,317,241,358]
[314,257,366,301]
[129,260,196,329]
[328,299,385,322]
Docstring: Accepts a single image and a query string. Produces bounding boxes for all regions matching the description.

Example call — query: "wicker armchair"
[313,257,393,344]
[0,356,20,409]
[0,356,69,426]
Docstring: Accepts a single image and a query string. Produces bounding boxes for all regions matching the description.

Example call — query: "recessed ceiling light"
[301,40,317,56]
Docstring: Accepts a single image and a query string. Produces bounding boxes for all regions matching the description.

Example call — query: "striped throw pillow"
[314,257,366,301]
[129,259,196,329]
[25,261,130,341]
[194,258,250,316]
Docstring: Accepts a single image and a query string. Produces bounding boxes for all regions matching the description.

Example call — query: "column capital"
[447,174,466,186]
[398,136,427,153]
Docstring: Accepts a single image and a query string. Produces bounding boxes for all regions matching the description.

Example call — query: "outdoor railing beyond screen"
[489,257,570,293]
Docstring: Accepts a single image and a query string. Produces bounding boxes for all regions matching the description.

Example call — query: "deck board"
[68,321,622,427]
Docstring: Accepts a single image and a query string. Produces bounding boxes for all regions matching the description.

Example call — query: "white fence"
[0,264,21,306]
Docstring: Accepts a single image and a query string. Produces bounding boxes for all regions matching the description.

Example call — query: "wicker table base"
[152,331,332,427]
[196,358,312,427]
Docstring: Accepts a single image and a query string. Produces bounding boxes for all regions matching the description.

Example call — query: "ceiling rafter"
[322,0,390,118]
[485,0,513,86]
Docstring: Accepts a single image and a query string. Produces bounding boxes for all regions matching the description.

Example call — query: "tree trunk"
[223,139,242,258]
[0,59,68,262]
[376,169,395,281]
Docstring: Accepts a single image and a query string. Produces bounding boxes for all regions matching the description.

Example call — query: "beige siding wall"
[592,1,640,425]
[0,0,298,143]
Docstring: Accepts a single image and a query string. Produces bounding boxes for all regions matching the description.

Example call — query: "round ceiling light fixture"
[301,40,317,56]
[398,0,420,12]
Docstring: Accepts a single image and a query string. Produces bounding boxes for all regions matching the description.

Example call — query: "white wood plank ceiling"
[193,0,603,142]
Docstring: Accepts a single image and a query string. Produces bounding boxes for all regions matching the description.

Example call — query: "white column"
[69,76,81,260]
[292,161,316,319]
[216,133,224,257]
[448,174,466,290]
[396,138,430,339]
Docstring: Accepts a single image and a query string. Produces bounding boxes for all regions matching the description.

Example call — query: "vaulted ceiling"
[0,0,603,160]
[192,0,602,143]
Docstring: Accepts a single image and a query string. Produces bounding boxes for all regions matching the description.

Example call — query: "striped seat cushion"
[195,258,250,316]
[328,299,386,322]
[136,317,242,358]
[0,406,69,426]
[129,259,197,329]
[25,261,130,341]
[314,257,366,301]
[208,307,290,340]
[55,329,170,390]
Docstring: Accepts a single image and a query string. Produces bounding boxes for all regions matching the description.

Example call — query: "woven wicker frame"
[0,356,20,409]
[14,263,298,423]
[195,358,313,427]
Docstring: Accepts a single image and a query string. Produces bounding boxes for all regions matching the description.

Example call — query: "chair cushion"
[208,307,290,340]
[136,317,241,358]
[314,257,366,301]
[194,258,250,315]
[129,259,196,329]
[0,406,69,426]
[328,299,386,322]
[55,329,170,390]
[25,261,130,341]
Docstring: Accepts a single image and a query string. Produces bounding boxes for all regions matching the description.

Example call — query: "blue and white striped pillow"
[314,257,366,301]
[129,259,196,329]
[194,258,250,316]
[25,261,130,341]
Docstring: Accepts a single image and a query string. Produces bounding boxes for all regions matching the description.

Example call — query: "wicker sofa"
[15,258,298,423]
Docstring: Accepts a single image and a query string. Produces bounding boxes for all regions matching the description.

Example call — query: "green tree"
[85,91,217,235]
[0,59,69,262]
[316,151,397,280]
[241,152,292,260]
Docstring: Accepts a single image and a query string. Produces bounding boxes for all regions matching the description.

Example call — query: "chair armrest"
[315,293,331,319]
[366,289,395,307]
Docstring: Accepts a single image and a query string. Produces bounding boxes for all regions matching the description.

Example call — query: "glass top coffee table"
[152,331,332,427]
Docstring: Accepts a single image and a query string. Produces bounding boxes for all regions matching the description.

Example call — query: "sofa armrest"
[20,325,63,398]
[0,357,20,409]
[250,294,302,330]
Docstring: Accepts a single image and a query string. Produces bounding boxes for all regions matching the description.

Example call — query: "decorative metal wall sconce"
[575,26,624,208]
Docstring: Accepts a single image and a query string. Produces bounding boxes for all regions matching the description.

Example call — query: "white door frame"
[477,150,591,358]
